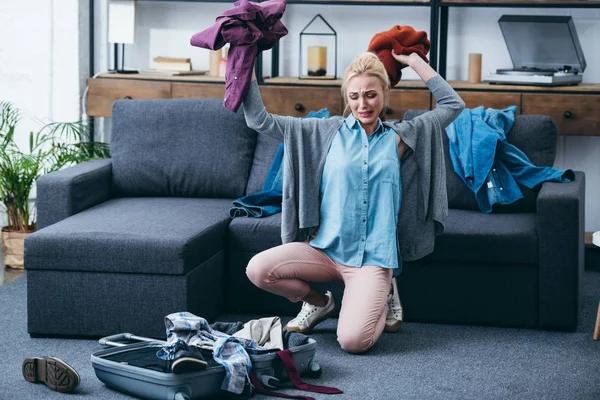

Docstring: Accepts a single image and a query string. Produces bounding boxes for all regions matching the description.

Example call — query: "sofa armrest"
[536,170,585,330]
[36,159,113,229]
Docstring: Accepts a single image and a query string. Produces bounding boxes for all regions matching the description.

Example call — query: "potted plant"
[0,101,110,269]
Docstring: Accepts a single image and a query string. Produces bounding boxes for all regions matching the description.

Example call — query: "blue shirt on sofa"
[445,106,574,213]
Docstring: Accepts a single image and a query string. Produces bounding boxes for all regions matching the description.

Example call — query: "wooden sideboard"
[86,73,600,136]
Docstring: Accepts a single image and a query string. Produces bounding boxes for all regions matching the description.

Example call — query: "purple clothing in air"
[190,0,288,112]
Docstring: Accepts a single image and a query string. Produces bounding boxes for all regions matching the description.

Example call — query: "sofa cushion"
[25,198,233,275]
[245,134,282,195]
[111,98,257,199]
[425,209,538,265]
[404,110,557,213]
[227,213,282,253]
[507,115,557,167]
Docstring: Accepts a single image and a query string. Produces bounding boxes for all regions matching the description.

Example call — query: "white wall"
[0,0,85,227]
[1,1,599,231]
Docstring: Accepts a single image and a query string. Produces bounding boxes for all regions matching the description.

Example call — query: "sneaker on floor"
[284,291,336,334]
[384,278,403,333]
[22,357,80,393]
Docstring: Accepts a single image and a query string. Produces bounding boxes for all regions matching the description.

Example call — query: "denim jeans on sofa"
[24,100,585,339]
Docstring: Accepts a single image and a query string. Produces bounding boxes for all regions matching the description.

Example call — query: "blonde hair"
[341,52,390,116]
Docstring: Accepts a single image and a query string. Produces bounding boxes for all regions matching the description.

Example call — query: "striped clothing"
[157,312,265,394]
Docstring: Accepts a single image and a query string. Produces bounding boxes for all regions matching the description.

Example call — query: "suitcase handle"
[99,333,164,347]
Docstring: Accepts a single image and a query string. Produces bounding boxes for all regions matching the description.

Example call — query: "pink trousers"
[246,242,393,353]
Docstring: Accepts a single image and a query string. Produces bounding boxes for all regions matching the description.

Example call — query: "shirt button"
[362,218,366,222]
[363,200,367,204]
[363,180,367,184]
[500,187,503,191]
[234,76,238,80]
[364,145,367,148]
[493,168,496,172]
[363,161,367,165]
[361,237,365,241]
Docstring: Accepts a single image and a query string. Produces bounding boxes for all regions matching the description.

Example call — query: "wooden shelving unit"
[264,76,429,88]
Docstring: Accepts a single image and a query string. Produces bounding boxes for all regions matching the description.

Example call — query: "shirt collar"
[344,113,385,135]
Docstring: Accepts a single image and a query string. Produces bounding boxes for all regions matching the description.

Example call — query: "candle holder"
[298,14,337,80]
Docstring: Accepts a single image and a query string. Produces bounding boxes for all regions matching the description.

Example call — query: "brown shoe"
[22,357,80,393]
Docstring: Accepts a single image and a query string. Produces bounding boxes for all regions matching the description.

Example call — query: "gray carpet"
[2,274,600,400]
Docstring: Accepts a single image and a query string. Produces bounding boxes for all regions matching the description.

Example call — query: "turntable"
[484,15,587,86]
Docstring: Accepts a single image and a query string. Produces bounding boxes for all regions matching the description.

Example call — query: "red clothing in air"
[367,25,430,86]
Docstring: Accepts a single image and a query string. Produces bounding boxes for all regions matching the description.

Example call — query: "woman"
[242,51,464,353]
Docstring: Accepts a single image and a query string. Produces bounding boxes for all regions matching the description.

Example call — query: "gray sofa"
[24,98,585,339]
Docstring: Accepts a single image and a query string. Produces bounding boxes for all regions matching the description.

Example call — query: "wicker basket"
[1,227,34,269]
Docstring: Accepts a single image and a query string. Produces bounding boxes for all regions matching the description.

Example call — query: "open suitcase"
[91,333,320,400]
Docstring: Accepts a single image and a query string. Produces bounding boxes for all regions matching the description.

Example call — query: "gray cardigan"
[242,75,465,262]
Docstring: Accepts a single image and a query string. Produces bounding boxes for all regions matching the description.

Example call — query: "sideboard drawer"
[260,86,343,117]
[386,89,431,120]
[456,91,521,113]
[86,78,171,117]
[172,82,225,99]
[522,93,600,136]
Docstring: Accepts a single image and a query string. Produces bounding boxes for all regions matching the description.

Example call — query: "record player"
[484,15,587,86]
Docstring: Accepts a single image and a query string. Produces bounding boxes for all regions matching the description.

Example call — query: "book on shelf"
[153,56,192,72]
[139,68,208,76]
[153,56,191,63]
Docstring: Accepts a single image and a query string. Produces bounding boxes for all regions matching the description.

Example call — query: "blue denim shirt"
[310,114,401,273]
[445,106,573,213]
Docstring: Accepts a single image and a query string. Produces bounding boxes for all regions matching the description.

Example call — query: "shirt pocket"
[376,158,400,187]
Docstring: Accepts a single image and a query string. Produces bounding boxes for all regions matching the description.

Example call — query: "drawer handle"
[124,95,133,100]
[563,111,573,119]
[385,107,393,116]
[294,103,305,112]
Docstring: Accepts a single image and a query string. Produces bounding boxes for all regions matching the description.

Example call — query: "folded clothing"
[210,319,310,349]
[367,25,430,86]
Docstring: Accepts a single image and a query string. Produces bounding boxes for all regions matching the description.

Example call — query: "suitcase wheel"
[174,392,191,400]
[260,375,281,389]
[305,361,322,378]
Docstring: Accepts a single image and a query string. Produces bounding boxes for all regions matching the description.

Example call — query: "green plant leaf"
[0,101,110,230]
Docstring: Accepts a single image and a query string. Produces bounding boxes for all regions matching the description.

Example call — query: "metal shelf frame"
[436,1,600,77]
[89,0,600,80]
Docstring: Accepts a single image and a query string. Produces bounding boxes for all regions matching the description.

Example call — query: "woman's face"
[346,74,386,134]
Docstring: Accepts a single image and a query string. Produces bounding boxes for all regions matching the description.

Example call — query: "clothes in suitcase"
[91,330,338,400]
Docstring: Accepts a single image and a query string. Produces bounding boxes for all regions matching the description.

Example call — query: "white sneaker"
[284,291,336,334]
[384,278,403,333]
